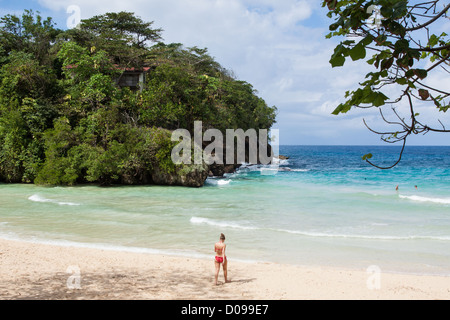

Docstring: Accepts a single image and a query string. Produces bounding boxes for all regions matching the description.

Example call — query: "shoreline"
[1,238,450,300]
[4,234,448,278]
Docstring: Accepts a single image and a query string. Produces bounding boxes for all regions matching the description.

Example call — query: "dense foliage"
[0,10,277,185]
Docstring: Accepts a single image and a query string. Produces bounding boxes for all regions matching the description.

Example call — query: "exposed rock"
[209,163,241,177]
[151,162,210,188]
[206,137,273,178]
[120,172,153,185]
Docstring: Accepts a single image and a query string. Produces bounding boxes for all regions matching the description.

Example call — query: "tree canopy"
[323,0,449,168]
[0,10,277,186]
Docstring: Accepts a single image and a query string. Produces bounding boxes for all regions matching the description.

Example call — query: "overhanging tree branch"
[405,2,450,31]
[324,0,450,169]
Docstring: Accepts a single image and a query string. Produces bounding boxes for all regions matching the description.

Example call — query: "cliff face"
[151,162,210,188]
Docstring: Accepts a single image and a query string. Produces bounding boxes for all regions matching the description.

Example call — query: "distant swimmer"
[415,185,418,190]
[396,185,399,191]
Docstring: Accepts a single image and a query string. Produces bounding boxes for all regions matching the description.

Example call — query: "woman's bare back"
[215,242,226,256]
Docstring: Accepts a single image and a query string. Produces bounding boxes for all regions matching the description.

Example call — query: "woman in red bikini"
[214,233,229,285]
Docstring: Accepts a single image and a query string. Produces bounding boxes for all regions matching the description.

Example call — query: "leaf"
[395,78,408,85]
[394,39,410,52]
[392,1,408,19]
[330,55,345,67]
[439,103,449,112]
[332,103,348,115]
[388,21,406,37]
[428,34,439,47]
[361,34,374,46]
[329,44,347,67]
[413,69,428,80]
[349,43,366,61]
[418,89,430,100]
[405,69,414,78]
[374,34,388,46]
[326,0,337,11]
[362,153,373,160]
[371,92,389,107]
[380,57,394,70]
[329,23,340,31]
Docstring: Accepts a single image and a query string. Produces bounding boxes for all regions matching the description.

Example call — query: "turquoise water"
[1,146,450,275]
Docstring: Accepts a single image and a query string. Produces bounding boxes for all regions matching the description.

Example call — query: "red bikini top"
[215,244,224,255]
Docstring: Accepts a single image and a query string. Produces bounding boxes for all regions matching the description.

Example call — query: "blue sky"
[1,0,449,146]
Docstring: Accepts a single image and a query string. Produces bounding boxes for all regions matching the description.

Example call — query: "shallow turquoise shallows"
[1,145,450,276]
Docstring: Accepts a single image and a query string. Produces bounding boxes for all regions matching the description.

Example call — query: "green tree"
[0,51,59,102]
[35,117,79,185]
[140,63,214,130]
[0,10,61,64]
[57,42,120,113]
[0,109,28,182]
[0,51,59,183]
[142,44,277,133]
[64,11,162,68]
[148,43,232,78]
[324,0,449,168]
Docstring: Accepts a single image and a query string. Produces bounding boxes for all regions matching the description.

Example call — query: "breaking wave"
[28,194,81,206]
[190,216,450,241]
[399,195,450,205]
[205,179,231,186]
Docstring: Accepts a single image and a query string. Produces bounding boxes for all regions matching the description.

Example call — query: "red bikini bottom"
[215,256,226,263]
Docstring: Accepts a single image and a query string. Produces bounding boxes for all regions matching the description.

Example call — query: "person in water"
[214,233,229,285]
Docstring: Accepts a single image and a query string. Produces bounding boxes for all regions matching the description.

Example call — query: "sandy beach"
[0,238,449,300]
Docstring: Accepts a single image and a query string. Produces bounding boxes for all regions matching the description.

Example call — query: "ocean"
[1,145,450,276]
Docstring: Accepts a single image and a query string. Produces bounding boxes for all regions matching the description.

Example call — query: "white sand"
[0,238,449,300]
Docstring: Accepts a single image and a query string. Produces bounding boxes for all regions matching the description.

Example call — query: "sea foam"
[205,179,231,186]
[190,217,450,241]
[28,194,81,206]
[190,217,257,230]
[399,195,450,205]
